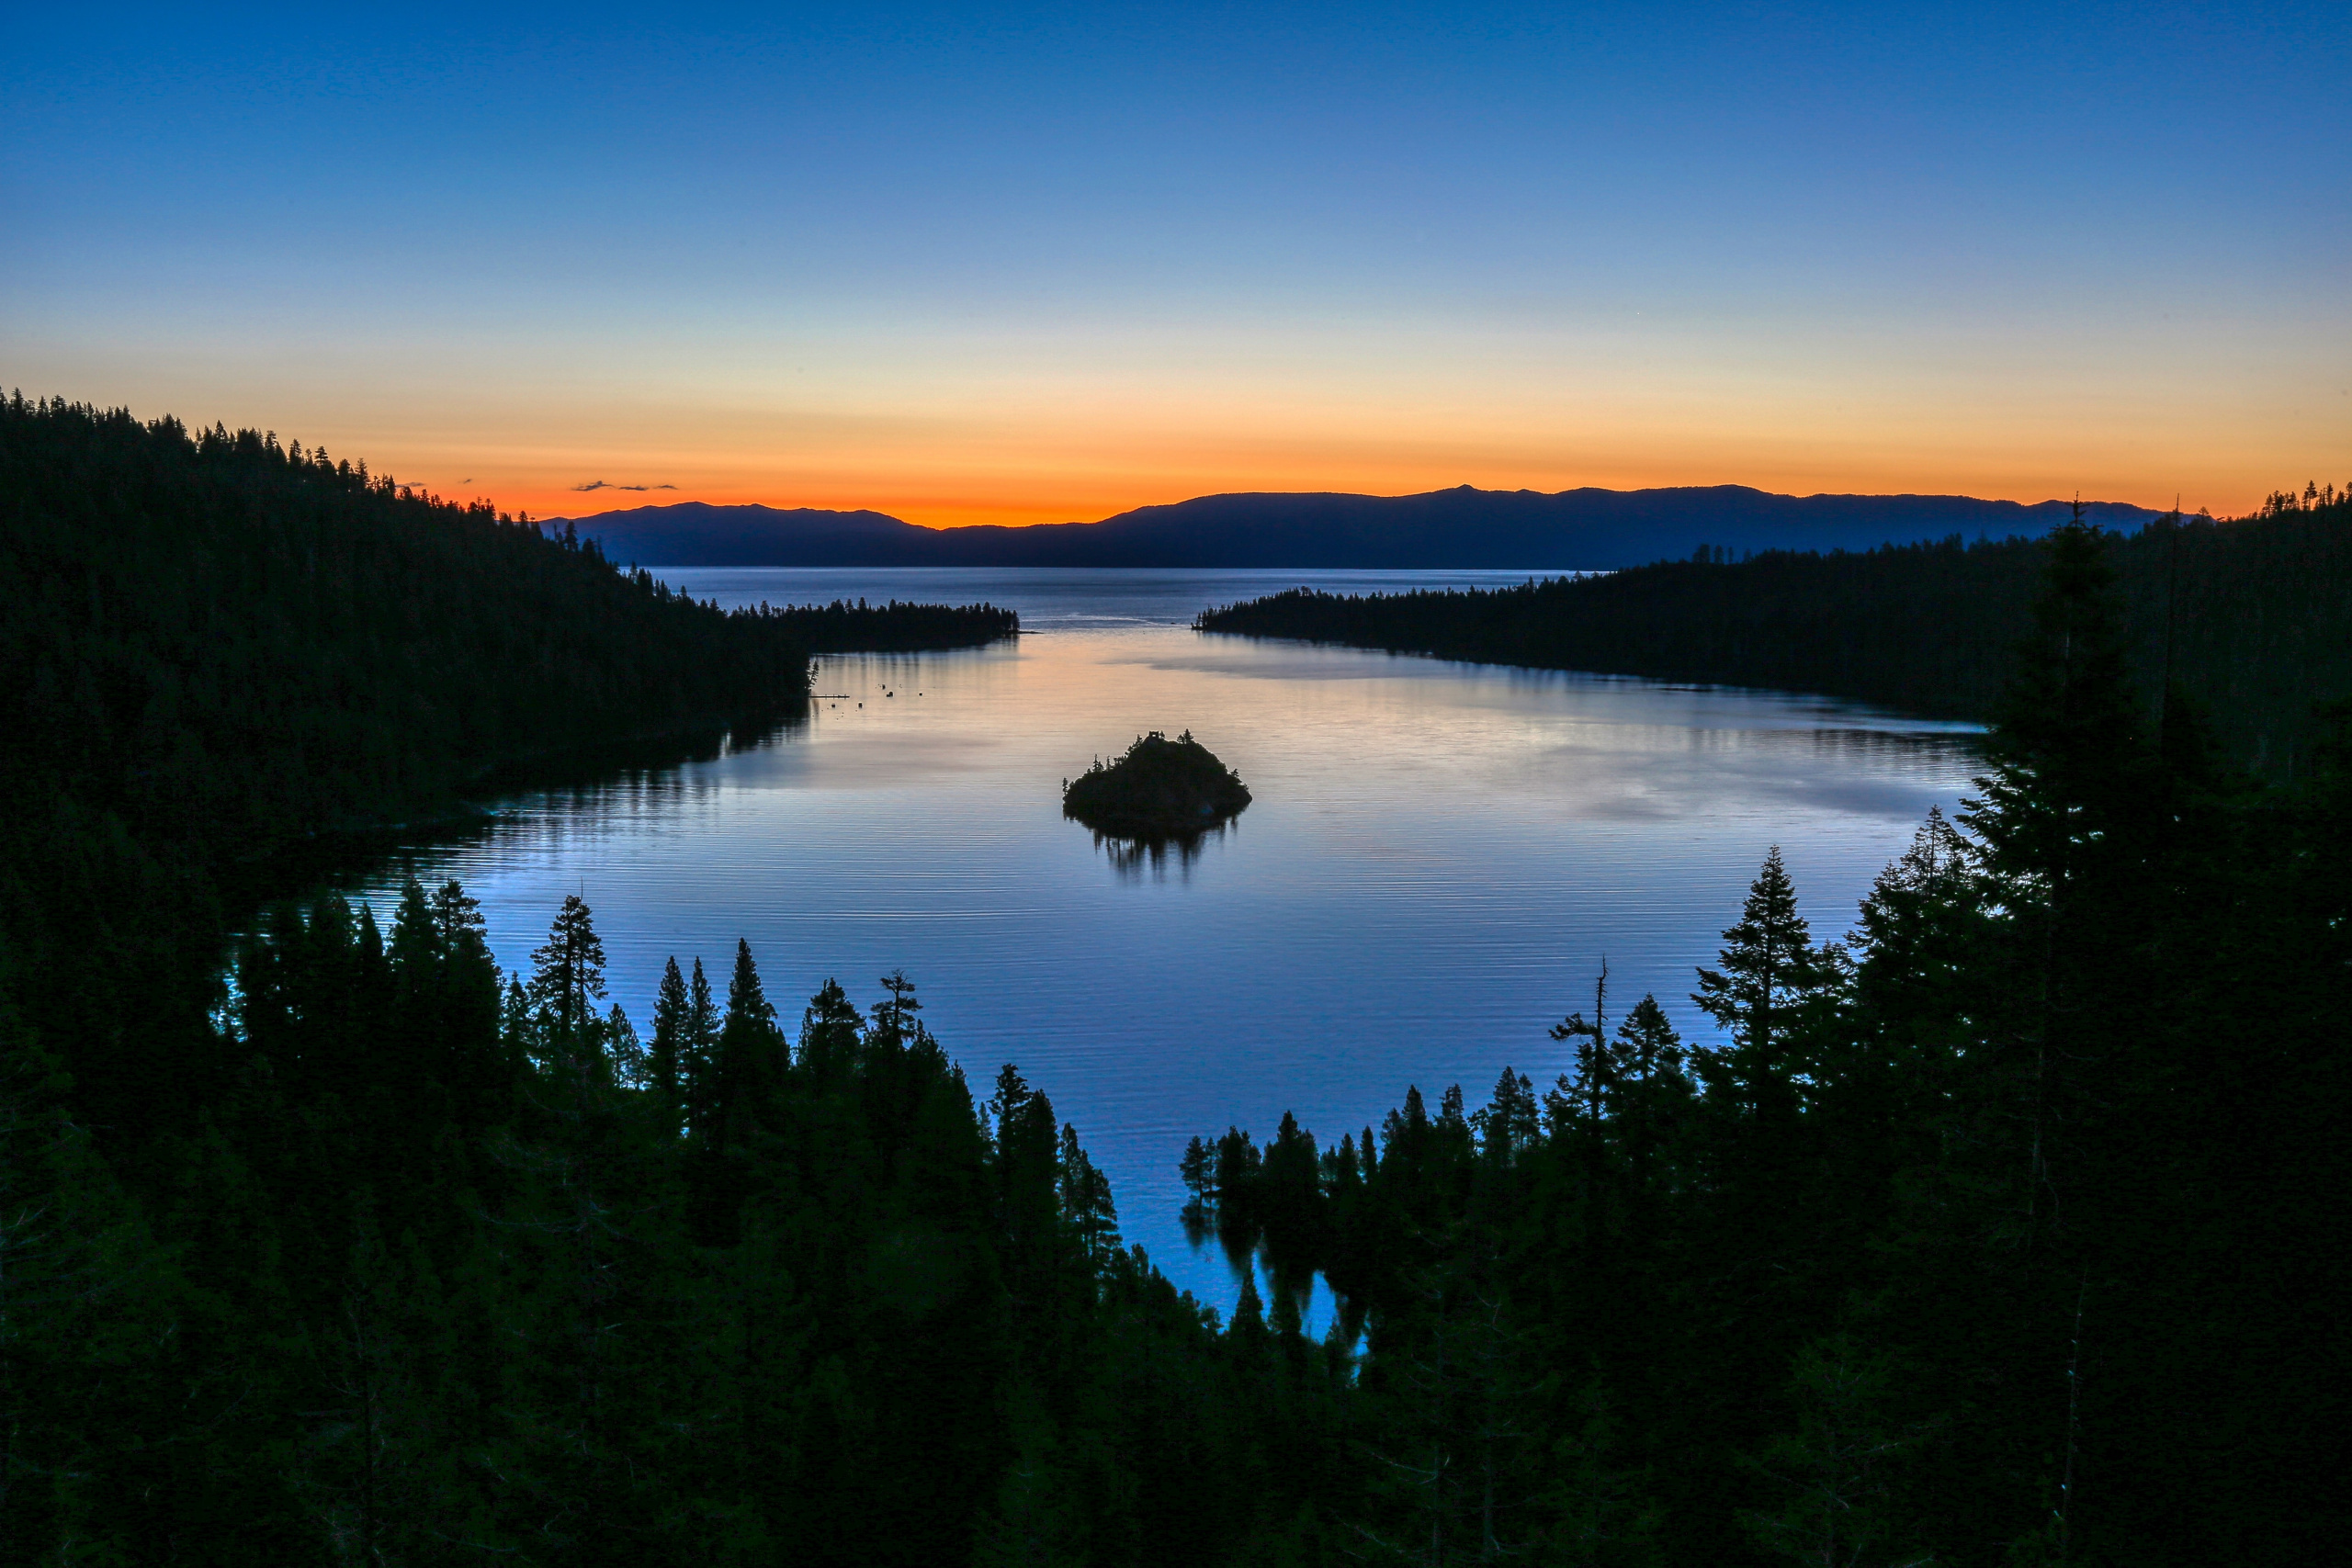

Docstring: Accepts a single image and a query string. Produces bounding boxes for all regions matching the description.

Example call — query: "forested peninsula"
[1200,488,2352,776]
[0,394,1012,1154]
[3,398,2342,1567]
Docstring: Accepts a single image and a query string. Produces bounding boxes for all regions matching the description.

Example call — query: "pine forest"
[1,396,2344,1565]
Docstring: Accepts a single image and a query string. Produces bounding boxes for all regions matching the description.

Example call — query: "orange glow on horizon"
[20,335,2335,528]
[327,364,2332,530]
[445,458,2288,533]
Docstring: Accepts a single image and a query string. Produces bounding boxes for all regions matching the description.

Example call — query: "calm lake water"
[348,568,1982,1317]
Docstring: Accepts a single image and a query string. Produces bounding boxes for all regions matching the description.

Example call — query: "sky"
[5,2,2346,527]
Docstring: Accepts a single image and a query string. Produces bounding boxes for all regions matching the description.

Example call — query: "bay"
[347,568,1983,1318]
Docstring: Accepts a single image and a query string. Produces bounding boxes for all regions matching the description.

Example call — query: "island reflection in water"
[341,567,1984,1327]
[1090,818,1236,882]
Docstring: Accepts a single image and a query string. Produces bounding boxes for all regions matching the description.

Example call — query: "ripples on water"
[346,569,1984,1320]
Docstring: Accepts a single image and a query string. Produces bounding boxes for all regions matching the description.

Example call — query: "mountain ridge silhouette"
[556,484,2163,570]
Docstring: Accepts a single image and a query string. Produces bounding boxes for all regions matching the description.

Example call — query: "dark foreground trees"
[1192,513,2347,1565]
[3,480,2339,1562]
[0,884,1349,1563]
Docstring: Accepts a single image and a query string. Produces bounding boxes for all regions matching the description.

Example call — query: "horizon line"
[545,481,2175,530]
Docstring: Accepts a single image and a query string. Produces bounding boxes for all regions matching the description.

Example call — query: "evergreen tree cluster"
[1,880,1351,1562]
[0,393,1013,1155]
[2,395,814,855]
[1184,518,2347,1564]
[6,410,2341,1564]
[1197,487,2352,777]
[766,594,1018,651]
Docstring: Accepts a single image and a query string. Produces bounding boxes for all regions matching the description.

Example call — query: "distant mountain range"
[555,486,2164,571]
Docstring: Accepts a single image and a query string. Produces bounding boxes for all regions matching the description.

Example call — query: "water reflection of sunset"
[347,569,1983,1313]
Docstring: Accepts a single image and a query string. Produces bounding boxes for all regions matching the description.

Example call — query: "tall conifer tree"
[718,941,785,1146]
[680,958,721,1146]
[526,895,607,1043]
[797,978,863,1081]
[1692,847,1833,1127]
[650,957,688,1123]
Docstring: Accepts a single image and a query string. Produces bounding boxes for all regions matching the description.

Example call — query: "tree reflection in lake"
[1091,819,1234,882]
[341,567,1984,1320]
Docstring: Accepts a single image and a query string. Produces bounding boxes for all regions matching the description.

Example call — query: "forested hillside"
[1199,488,2352,775]
[6,514,2342,1563]
[4,896,1309,1563]
[0,394,1011,1152]
[3,406,2339,1566]
[1183,519,2348,1563]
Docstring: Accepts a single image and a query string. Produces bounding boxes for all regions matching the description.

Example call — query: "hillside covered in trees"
[6,515,2341,1563]
[1199,488,2352,776]
[1177,518,2346,1563]
[6,890,1301,1564]
[3,406,2339,1566]
[0,393,1012,1156]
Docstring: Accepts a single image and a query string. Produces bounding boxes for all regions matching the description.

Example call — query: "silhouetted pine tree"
[679,958,720,1145]
[649,957,688,1123]
[1692,847,1838,1133]
[526,895,608,1054]
[718,940,784,1147]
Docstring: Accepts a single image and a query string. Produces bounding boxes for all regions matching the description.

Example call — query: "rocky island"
[1062,730,1252,838]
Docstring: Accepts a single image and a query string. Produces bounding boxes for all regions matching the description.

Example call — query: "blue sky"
[6,3,2346,523]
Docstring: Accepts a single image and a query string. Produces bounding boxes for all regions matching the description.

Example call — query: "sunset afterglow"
[8,5,2346,524]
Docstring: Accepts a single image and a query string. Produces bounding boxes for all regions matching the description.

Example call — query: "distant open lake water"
[348,568,1982,1316]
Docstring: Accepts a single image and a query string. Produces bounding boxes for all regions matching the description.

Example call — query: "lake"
[347,568,1983,1318]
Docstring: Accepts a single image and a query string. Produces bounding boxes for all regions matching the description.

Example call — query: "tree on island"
[1061,729,1252,839]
